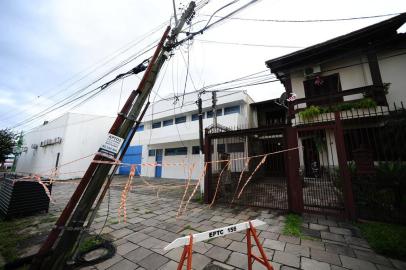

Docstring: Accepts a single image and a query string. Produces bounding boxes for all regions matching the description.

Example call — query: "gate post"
[334,112,356,220]
[204,129,212,204]
[285,126,303,214]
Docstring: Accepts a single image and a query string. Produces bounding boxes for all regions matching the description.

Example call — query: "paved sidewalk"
[35,179,406,269]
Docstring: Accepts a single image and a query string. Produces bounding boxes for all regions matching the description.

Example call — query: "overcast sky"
[0,0,405,131]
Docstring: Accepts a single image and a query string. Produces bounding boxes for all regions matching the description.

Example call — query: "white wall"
[16,112,115,180]
[16,114,68,175]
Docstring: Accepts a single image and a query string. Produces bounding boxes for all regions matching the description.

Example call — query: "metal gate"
[206,126,289,210]
[297,126,345,215]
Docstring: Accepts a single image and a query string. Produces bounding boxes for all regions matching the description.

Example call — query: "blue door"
[155,149,163,178]
[119,145,142,176]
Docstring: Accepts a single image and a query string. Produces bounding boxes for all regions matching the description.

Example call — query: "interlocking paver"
[321,232,345,243]
[126,232,149,243]
[325,242,355,257]
[209,237,232,248]
[354,249,392,266]
[123,247,153,263]
[309,223,329,231]
[301,257,331,270]
[340,255,378,270]
[227,241,248,254]
[116,241,139,255]
[227,252,248,269]
[137,252,169,269]
[311,248,341,266]
[278,235,300,245]
[390,258,406,270]
[205,246,232,262]
[192,253,212,270]
[284,243,309,257]
[329,227,352,236]
[263,239,285,251]
[109,228,133,240]
[273,251,300,268]
[301,239,325,251]
[107,259,138,270]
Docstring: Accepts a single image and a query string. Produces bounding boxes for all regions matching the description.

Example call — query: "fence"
[205,103,406,224]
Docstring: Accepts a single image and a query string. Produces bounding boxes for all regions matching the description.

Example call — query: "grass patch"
[0,218,32,262]
[283,214,302,237]
[358,221,406,260]
[78,235,104,253]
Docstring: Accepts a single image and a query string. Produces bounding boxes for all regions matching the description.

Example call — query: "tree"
[0,129,16,164]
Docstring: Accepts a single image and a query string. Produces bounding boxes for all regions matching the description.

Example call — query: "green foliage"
[298,98,377,121]
[0,129,16,163]
[78,235,103,253]
[0,218,32,262]
[283,214,302,237]
[358,221,406,260]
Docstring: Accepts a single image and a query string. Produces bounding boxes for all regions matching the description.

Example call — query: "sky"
[0,0,405,132]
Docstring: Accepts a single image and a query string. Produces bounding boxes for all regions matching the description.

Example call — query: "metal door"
[155,149,163,178]
[119,146,142,176]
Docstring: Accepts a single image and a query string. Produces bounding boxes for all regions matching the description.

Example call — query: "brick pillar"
[334,112,356,220]
[285,126,303,214]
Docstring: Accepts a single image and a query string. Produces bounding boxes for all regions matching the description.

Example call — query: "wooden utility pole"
[32,2,196,269]
[197,95,204,154]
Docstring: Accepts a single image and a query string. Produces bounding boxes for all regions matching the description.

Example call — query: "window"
[216,109,223,116]
[303,73,342,106]
[192,114,199,121]
[148,149,156,156]
[165,147,188,156]
[218,144,226,153]
[192,146,200,154]
[206,111,213,118]
[224,105,240,115]
[207,109,223,118]
[152,122,161,129]
[227,143,244,153]
[136,124,144,132]
[163,119,173,127]
[175,116,187,124]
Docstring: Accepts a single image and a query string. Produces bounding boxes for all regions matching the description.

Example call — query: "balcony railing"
[291,85,387,114]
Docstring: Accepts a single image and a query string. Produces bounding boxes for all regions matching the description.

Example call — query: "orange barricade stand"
[246,221,274,270]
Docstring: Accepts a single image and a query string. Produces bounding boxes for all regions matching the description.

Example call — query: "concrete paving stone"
[251,246,274,261]
[329,227,352,236]
[164,248,183,262]
[253,260,281,270]
[211,261,235,270]
[141,218,161,226]
[127,223,147,232]
[127,217,146,224]
[209,237,232,248]
[126,232,150,243]
[263,239,286,251]
[116,241,139,256]
[344,236,370,249]
[205,246,232,262]
[137,252,170,269]
[354,249,392,266]
[95,254,123,270]
[150,239,171,255]
[376,265,397,270]
[227,241,248,254]
[109,228,134,240]
[321,232,345,243]
[224,232,245,242]
[267,225,283,233]
[99,226,114,235]
[191,253,212,270]
[140,226,158,234]
[109,223,129,230]
[259,231,279,240]
[107,258,138,270]
[340,255,378,270]
[311,248,341,266]
[158,231,180,243]
[348,245,373,252]
[330,266,347,270]
[309,223,329,231]
[280,266,297,270]
[147,228,170,239]
[301,257,331,270]
[201,220,215,226]
[226,252,248,269]
[113,238,128,246]
[278,235,300,245]
[301,227,321,238]
[318,219,338,227]
[158,260,178,270]
[284,243,310,257]
[325,242,355,257]
[273,251,300,268]
[123,247,153,263]
[196,224,214,232]
[223,218,240,225]
[390,258,406,270]
[193,242,214,254]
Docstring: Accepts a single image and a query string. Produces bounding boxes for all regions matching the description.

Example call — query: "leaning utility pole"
[32,2,196,269]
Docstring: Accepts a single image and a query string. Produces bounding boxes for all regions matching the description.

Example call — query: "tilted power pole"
[31,2,196,269]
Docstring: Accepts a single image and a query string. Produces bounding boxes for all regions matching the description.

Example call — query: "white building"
[126,91,254,181]
[16,112,115,180]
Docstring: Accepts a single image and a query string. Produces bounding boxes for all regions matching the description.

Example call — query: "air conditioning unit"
[304,65,321,77]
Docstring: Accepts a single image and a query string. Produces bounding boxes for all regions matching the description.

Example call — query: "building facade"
[16,112,115,180]
[124,91,254,181]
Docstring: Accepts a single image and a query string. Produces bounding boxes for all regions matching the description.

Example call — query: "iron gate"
[206,126,289,210]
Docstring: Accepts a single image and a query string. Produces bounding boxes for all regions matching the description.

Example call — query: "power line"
[195,39,304,49]
[200,12,403,23]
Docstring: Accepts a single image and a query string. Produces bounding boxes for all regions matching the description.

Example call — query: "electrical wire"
[195,39,304,49]
[200,12,403,23]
